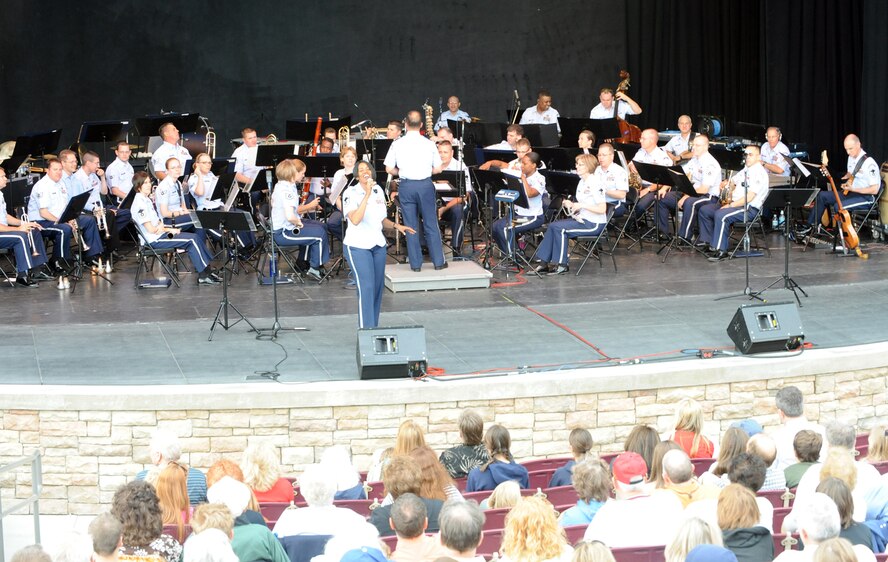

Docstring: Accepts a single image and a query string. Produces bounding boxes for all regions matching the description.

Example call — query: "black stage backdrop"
[0,0,883,163]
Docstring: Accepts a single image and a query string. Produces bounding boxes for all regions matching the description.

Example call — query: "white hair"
[315,522,381,562]
[183,528,238,562]
[319,445,360,491]
[299,464,337,507]
[799,493,841,544]
[150,429,182,462]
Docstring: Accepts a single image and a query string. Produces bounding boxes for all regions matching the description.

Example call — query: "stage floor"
[3,231,888,385]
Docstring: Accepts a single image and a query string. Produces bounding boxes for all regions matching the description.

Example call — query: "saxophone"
[718,180,733,205]
[423,102,434,137]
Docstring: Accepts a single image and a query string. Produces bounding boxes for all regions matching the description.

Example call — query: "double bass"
[821,150,867,259]
[614,70,642,144]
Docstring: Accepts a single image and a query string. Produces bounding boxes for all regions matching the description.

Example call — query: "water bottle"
[771,213,779,230]
[777,210,785,227]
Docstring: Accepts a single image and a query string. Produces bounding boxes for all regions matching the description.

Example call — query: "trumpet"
[70,219,90,253]
[338,126,350,151]
[94,199,110,239]
[20,212,40,257]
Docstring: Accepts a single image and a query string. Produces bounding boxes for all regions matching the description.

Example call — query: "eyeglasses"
[197,160,212,164]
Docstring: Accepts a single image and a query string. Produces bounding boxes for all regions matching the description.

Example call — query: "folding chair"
[133,234,185,288]
[570,207,617,275]
[849,182,884,241]
[0,248,16,286]
[727,210,771,259]
[609,187,640,252]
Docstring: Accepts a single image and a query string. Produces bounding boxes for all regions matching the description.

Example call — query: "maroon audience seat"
[452,476,468,492]
[380,534,398,552]
[758,487,795,508]
[333,498,378,517]
[690,458,715,477]
[875,553,887,562]
[475,528,504,559]
[872,460,888,475]
[462,489,494,504]
[857,444,869,458]
[528,468,559,490]
[538,485,579,507]
[856,433,869,448]
[563,524,588,545]
[610,545,666,562]
[363,480,386,501]
[521,457,572,472]
[481,507,512,530]
[259,501,294,522]
[772,533,799,554]
[772,507,792,533]
[161,523,192,544]
[600,452,620,466]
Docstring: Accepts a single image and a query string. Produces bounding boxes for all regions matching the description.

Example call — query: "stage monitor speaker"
[357,325,427,380]
[726,302,804,354]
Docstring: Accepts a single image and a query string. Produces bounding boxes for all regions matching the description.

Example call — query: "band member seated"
[29,158,104,271]
[534,154,607,275]
[630,129,673,231]
[674,135,722,241]
[697,145,769,261]
[0,167,49,287]
[593,143,629,218]
[578,130,596,154]
[436,96,471,131]
[798,134,880,238]
[520,90,561,132]
[270,159,330,281]
[231,127,266,211]
[386,120,404,140]
[151,122,191,181]
[589,87,643,119]
[491,152,547,257]
[435,142,473,258]
[308,137,336,208]
[130,172,220,285]
[73,150,121,264]
[480,138,536,172]
[188,152,256,252]
[486,124,524,151]
[761,127,791,177]
[664,115,694,163]
[343,161,414,329]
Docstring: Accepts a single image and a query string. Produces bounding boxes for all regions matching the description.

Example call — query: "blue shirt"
[136,466,207,504]
[465,460,529,492]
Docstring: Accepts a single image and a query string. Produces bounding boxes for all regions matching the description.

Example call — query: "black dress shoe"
[198,275,220,285]
[693,240,709,249]
[707,251,729,262]
[533,263,551,274]
[548,264,570,275]
[434,262,449,270]
[16,276,38,288]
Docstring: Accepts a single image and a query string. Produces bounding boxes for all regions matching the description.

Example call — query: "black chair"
[0,248,17,286]
[569,207,617,274]
[133,233,185,288]
[728,210,771,259]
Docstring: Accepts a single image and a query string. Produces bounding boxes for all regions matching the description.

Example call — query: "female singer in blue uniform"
[342,161,414,328]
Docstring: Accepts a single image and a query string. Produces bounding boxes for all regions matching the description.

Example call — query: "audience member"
[685,545,739,562]
[272,463,370,538]
[370,456,444,537]
[717,484,774,562]
[865,425,888,463]
[623,425,660,476]
[156,462,192,543]
[390,493,449,562]
[772,386,827,471]
[204,459,262,517]
[665,517,723,562]
[302,520,384,562]
[649,440,682,490]
[659,449,720,508]
[411,445,463,502]
[319,445,367,500]
[369,420,427,482]
[88,513,122,562]
[703,427,748,489]
[670,399,715,459]
[187,503,239,562]
[584,452,683,548]
[725,452,774,531]
[785,430,823,488]
[550,428,594,487]
[440,410,490,479]
[731,419,763,438]
[559,458,610,527]
[9,546,51,562]
[466,425,529,492]
[53,532,93,562]
[111,480,182,562]
[774,493,876,561]
[570,541,616,562]
[500,496,573,562]
[438,500,486,562]
[241,441,294,503]
[815,477,873,549]
[747,433,786,491]
[482,480,521,510]
[137,429,207,504]
[206,477,289,562]
[811,537,862,562]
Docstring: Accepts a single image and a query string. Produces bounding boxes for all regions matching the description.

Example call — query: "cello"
[613,70,642,144]
[820,150,867,259]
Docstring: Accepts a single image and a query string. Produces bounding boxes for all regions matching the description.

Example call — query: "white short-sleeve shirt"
[728,163,769,209]
[270,181,301,231]
[760,141,791,176]
[682,152,723,197]
[383,131,441,180]
[342,183,388,249]
[594,163,629,203]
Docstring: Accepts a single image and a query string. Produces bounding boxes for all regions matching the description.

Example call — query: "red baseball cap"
[612,452,647,485]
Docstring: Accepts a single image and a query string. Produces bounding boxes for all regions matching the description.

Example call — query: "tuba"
[338,126,349,151]
[264,133,278,144]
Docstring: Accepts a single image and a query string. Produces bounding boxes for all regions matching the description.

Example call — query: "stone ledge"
[1,341,885,411]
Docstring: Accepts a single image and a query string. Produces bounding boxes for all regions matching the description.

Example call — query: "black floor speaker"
[357,325,428,379]
[726,302,804,354]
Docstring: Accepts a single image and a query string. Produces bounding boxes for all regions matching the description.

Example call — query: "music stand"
[520,124,560,148]
[58,192,113,291]
[78,120,130,163]
[210,173,237,204]
[285,117,352,141]
[460,122,506,147]
[756,188,818,306]
[558,117,598,148]
[355,138,393,166]
[1,130,64,176]
[256,143,298,168]
[496,172,538,275]
[715,169,765,303]
[481,149,517,165]
[585,118,623,145]
[710,147,745,171]
[633,161,677,244]
[195,210,259,340]
[656,167,704,261]
[540,170,579,215]
[119,186,138,211]
[536,147,579,172]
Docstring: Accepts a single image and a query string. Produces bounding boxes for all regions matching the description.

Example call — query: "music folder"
[57,192,92,224]
[255,143,298,167]
[431,171,465,199]
[501,171,530,209]
[540,170,579,201]
[194,209,257,233]
[761,188,818,212]
[209,173,237,203]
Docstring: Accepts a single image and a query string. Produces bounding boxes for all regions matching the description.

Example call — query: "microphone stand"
[253,172,308,341]
[716,168,764,302]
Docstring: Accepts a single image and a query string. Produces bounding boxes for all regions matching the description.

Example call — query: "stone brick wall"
[0,360,885,515]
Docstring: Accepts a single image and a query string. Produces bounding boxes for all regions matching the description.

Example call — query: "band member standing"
[520,90,561,132]
[798,134,880,237]
[698,145,769,261]
[675,135,722,241]
[533,154,607,275]
[130,172,220,285]
[384,110,447,272]
[435,142,473,258]
[589,88,643,119]
[593,143,629,218]
[269,159,330,281]
[435,96,471,131]
[491,152,547,256]
[664,115,694,163]
[150,123,191,181]
[232,128,263,185]
[343,161,414,329]
[629,129,673,230]
[0,167,48,286]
